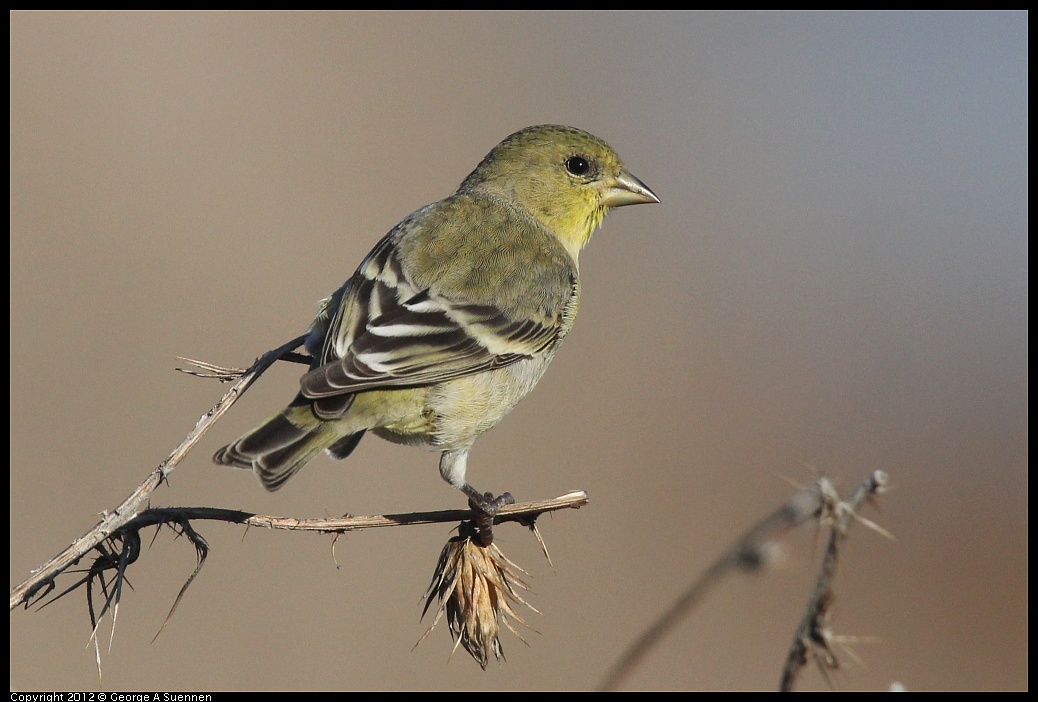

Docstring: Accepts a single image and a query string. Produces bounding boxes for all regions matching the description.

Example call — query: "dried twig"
[26,492,588,555]
[9,334,308,612]
[22,486,584,677]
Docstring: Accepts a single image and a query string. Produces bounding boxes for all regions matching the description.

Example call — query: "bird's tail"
[214,405,365,491]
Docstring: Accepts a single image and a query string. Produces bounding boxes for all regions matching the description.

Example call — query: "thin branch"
[24,492,585,667]
[9,334,308,611]
[779,470,889,692]
[78,491,589,538]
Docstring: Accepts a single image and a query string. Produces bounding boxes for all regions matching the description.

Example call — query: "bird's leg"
[441,450,514,545]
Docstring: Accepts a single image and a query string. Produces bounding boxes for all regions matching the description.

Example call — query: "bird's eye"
[565,155,592,177]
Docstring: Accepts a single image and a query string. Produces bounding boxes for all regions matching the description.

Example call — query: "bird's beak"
[602,170,660,208]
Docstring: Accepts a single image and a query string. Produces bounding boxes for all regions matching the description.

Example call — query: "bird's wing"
[302,203,574,419]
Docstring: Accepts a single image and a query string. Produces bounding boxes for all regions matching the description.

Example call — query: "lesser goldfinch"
[214,125,658,514]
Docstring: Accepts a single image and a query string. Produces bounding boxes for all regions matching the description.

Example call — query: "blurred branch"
[779,470,890,692]
[597,471,889,692]
[9,334,308,611]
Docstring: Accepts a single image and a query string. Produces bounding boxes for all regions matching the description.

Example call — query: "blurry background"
[10,11,1027,691]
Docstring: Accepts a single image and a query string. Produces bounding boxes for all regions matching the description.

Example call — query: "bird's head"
[459,125,659,261]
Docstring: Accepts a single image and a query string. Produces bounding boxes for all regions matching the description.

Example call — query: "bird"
[214,124,659,515]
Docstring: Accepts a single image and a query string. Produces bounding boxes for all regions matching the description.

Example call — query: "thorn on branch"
[176,349,313,381]
[153,517,209,642]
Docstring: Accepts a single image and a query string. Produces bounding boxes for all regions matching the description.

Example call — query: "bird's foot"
[467,490,515,516]
[463,487,515,546]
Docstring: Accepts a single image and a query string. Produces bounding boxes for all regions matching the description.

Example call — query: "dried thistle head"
[419,520,538,668]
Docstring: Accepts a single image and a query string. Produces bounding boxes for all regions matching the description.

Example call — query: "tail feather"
[237,413,310,457]
[327,430,366,460]
[255,432,331,491]
[214,409,364,491]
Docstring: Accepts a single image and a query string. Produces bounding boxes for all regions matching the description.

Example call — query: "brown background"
[10,12,1027,691]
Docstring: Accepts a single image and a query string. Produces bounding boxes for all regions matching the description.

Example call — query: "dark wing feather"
[300,198,575,417]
